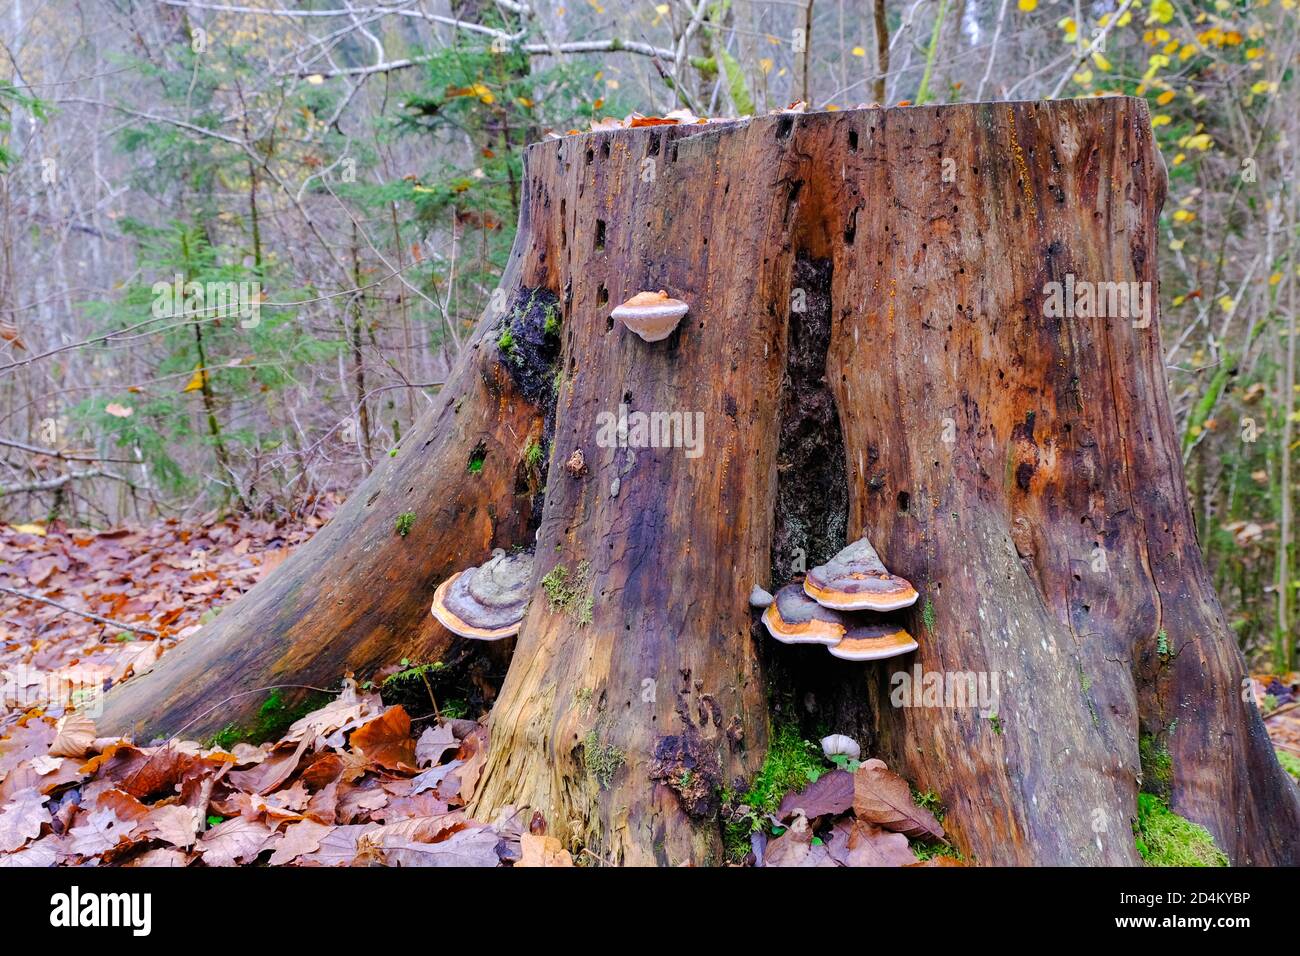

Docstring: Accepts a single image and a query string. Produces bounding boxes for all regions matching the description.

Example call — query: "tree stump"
[99,98,1300,866]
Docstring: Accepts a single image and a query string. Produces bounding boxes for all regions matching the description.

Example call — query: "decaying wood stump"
[99,98,1300,866]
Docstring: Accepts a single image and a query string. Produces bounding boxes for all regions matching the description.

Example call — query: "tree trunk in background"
[101,99,1300,866]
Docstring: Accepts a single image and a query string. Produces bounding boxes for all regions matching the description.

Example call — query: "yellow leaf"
[182,366,207,393]
[1250,80,1274,95]
[1270,272,1283,286]
[306,75,324,85]
[1152,114,1172,127]
[1172,209,1196,222]
[759,58,774,74]
[1092,51,1112,72]
[1218,296,1235,314]
[1018,0,1038,11]
[11,523,46,536]
[1148,0,1175,23]
[1184,132,1213,150]
[1170,239,1185,251]
[1073,68,1094,86]
[851,46,866,57]
[1156,90,1176,105]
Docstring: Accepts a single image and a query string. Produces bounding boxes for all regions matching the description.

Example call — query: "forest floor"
[0,515,1296,866]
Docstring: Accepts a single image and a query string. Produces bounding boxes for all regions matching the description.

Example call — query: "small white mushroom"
[612,290,689,343]
[820,733,861,762]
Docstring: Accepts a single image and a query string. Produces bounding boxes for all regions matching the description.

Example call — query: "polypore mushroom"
[804,535,918,612]
[748,585,774,608]
[611,290,689,343]
[827,623,918,662]
[761,584,850,645]
[430,548,534,640]
[820,734,861,762]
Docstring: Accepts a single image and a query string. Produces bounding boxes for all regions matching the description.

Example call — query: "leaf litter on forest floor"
[0,684,525,867]
[760,752,955,868]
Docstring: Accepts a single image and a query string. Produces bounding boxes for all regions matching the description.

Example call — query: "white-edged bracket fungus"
[612,290,689,343]
[749,585,774,609]
[430,548,534,640]
[827,623,918,662]
[804,535,919,612]
[761,584,851,645]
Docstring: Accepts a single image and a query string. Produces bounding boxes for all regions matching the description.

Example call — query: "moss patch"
[541,561,592,624]
[467,443,487,474]
[1139,732,1174,796]
[582,729,625,789]
[722,723,828,860]
[1133,793,1228,867]
[208,688,333,749]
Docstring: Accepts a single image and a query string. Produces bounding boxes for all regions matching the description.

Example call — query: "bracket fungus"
[803,535,919,612]
[827,624,918,662]
[611,290,689,343]
[761,584,851,645]
[761,535,920,662]
[430,548,534,640]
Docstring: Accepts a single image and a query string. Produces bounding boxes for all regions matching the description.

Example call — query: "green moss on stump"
[1133,793,1228,867]
[208,688,333,749]
[722,723,828,861]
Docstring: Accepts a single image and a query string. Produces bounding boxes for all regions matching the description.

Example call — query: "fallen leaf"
[762,826,836,867]
[824,818,917,867]
[349,706,417,771]
[297,824,378,866]
[145,804,203,848]
[198,817,274,866]
[0,788,51,851]
[49,713,98,758]
[852,758,945,840]
[517,833,573,867]
[125,848,191,867]
[415,722,459,768]
[778,768,853,821]
[67,808,135,857]
[379,825,500,867]
[267,819,334,865]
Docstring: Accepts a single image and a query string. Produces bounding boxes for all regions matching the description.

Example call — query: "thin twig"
[0,585,161,636]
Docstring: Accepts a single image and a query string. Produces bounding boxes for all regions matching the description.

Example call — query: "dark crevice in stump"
[761,253,877,746]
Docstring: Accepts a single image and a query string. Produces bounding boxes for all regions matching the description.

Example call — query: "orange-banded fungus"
[612,290,689,343]
[761,584,849,645]
[804,536,918,612]
[430,548,534,640]
[827,624,918,662]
